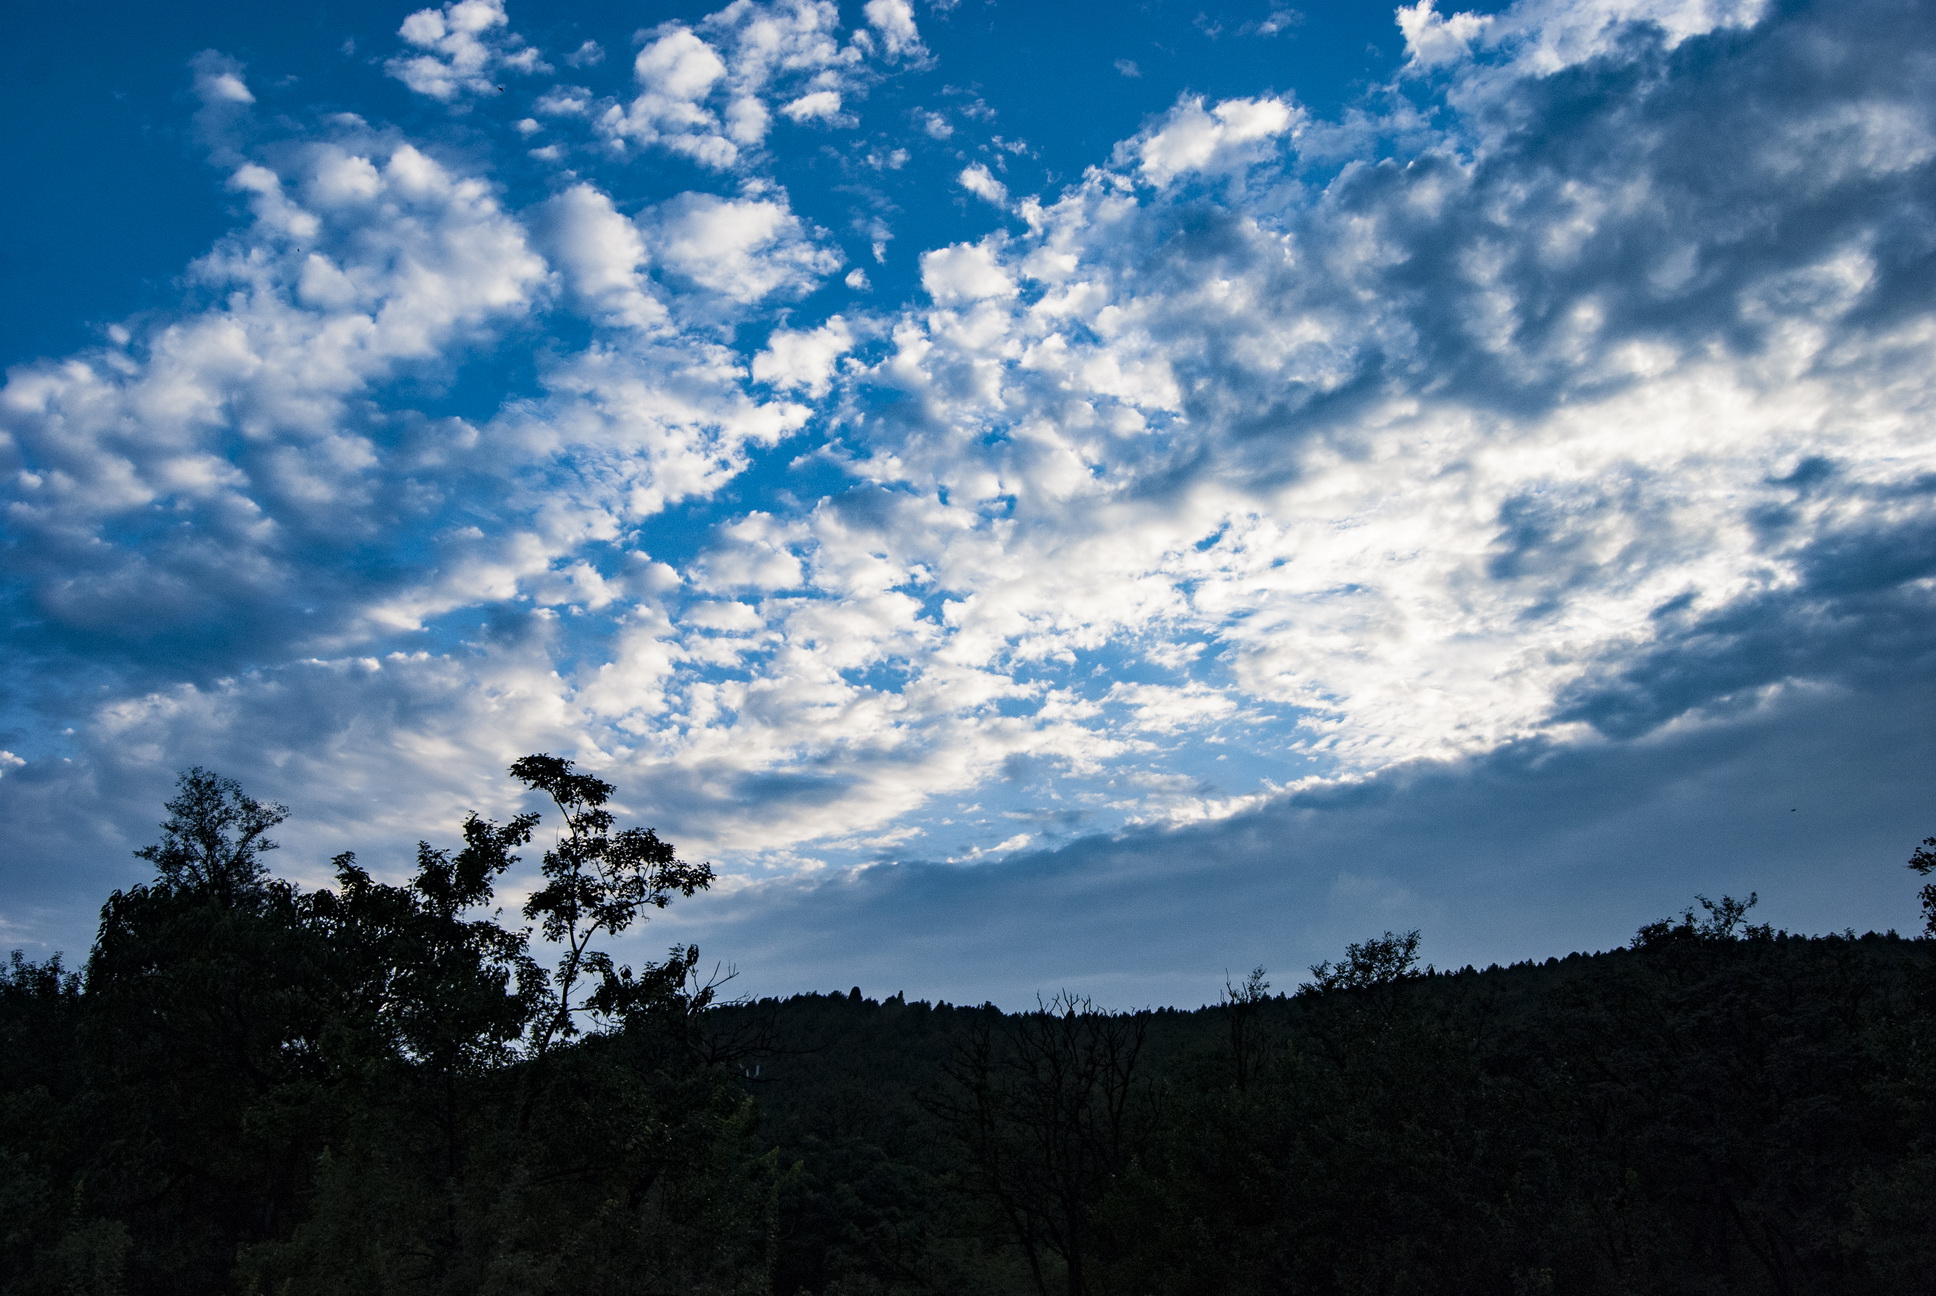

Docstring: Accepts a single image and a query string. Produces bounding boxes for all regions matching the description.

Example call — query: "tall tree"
[509,754,713,1051]
[935,993,1151,1296]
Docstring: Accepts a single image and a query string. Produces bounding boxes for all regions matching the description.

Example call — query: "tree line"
[4,762,1935,1294]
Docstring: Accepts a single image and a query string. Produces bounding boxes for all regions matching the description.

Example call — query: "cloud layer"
[3,0,1933,986]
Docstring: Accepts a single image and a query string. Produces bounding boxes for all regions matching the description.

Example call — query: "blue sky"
[4,0,1934,1006]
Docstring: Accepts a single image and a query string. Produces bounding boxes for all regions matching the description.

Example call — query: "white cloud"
[533,85,594,116]
[919,241,1017,303]
[957,163,1008,206]
[1106,682,1239,734]
[538,183,667,331]
[193,56,255,105]
[0,122,815,684]
[1418,0,1770,97]
[1250,7,1300,36]
[638,26,729,101]
[780,89,844,122]
[1396,0,1491,68]
[3,139,546,602]
[1131,95,1302,185]
[481,337,812,530]
[602,26,737,166]
[599,0,889,166]
[189,51,257,156]
[863,0,925,58]
[648,192,842,303]
[388,0,547,101]
[753,316,855,396]
[693,512,807,592]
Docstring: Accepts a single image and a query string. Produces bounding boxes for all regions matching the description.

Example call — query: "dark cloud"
[1356,0,1936,412]
[647,672,1936,1007]
[1560,471,1936,737]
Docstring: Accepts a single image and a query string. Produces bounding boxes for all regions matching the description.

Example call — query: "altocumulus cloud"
[2,0,1933,1000]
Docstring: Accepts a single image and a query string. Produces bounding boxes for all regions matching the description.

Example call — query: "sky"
[3,0,1934,1007]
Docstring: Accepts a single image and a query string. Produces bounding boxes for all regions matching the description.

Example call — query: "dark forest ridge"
[4,761,1935,1294]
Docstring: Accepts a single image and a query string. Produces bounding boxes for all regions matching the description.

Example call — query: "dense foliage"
[4,767,1934,1294]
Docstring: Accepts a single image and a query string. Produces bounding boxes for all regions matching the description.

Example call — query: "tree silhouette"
[1302,929,1423,993]
[509,754,715,1051]
[935,992,1150,1296]
[1907,837,1936,935]
[132,767,287,903]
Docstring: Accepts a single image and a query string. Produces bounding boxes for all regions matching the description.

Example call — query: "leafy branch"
[511,754,713,1053]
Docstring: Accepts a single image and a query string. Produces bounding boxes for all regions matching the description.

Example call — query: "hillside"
[717,928,1934,1294]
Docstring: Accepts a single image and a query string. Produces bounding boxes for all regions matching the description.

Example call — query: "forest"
[4,758,1935,1296]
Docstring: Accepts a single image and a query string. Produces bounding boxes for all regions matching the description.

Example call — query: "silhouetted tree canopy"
[3,768,1934,1295]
